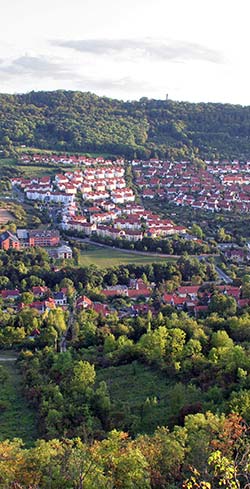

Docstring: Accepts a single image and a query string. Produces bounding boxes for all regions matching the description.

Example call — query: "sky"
[0,0,250,104]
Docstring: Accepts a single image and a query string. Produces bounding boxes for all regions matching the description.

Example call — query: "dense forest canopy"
[1,90,250,159]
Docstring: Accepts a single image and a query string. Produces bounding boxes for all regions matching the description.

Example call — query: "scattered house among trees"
[0,231,20,250]
[224,248,245,262]
[47,245,72,259]
[32,286,49,297]
[1,289,21,300]
[76,295,93,309]
[53,292,67,306]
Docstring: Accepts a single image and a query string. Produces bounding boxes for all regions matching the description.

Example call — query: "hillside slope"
[1,90,250,158]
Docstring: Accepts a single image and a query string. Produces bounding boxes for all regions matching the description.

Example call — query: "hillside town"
[15,153,250,215]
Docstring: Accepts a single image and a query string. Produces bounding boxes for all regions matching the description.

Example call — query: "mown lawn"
[79,246,173,268]
[0,351,37,446]
[96,362,202,434]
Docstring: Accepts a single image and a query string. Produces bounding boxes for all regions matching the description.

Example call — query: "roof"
[1,289,20,299]
[53,292,65,300]
[92,302,110,315]
[0,231,19,243]
[29,229,60,238]
[32,286,48,295]
[127,288,151,298]
[177,286,200,295]
[76,295,93,306]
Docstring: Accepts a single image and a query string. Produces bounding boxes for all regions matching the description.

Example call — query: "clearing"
[96,362,202,434]
[0,351,37,446]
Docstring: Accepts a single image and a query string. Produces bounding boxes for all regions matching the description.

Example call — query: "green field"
[96,362,202,434]
[0,155,80,179]
[79,245,173,268]
[16,147,118,158]
[0,352,37,446]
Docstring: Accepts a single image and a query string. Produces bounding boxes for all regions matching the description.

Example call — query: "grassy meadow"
[0,352,37,446]
[78,245,172,268]
[96,361,202,434]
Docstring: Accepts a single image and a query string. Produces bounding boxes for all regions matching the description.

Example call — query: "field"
[0,156,80,179]
[96,362,202,434]
[16,147,118,158]
[0,352,37,446]
[78,245,173,268]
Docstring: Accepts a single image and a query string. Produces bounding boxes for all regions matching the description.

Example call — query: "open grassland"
[79,246,172,268]
[96,362,203,434]
[0,351,37,446]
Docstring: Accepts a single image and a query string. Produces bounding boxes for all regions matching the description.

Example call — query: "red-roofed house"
[1,289,20,300]
[177,286,200,299]
[92,302,110,316]
[76,295,93,309]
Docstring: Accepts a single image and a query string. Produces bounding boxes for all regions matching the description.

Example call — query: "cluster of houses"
[0,286,66,314]
[162,284,250,315]
[62,203,187,242]
[79,282,250,318]
[0,285,110,319]
[2,276,250,328]
[11,157,187,242]
[133,158,250,213]
[217,242,250,263]
[11,163,133,205]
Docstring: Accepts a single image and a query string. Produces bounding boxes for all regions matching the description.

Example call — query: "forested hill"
[1,90,250,159]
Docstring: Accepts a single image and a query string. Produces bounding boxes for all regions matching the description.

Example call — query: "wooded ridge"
[1,90,250,159]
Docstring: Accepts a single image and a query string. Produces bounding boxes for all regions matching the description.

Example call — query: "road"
[12,186,24,202]
[69,236,219,260]
[215,265,233,284]
[59,296,76,352]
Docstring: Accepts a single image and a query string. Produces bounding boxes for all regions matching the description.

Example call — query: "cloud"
[0,55,75,79]
[76,76,153,92]
[52,38,223,64]
[0,53,153,97]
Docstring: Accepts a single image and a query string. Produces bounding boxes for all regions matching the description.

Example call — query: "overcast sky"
[1,0,250,104]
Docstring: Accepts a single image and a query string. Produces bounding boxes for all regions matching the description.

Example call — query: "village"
[15,153,250,215]
[0,153,249,330]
